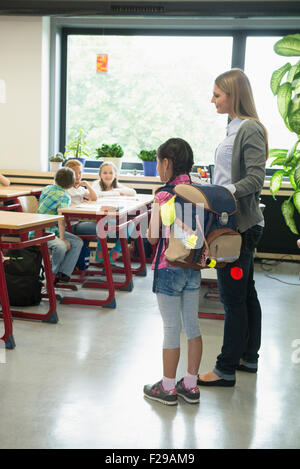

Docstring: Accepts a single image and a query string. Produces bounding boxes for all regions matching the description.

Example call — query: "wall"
[0,16,50,171]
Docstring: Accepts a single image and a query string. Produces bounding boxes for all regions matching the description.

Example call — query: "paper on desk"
[76,203,123,211]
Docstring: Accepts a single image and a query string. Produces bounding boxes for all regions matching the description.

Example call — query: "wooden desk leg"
[0,251,16,349]
[40,243,59,324]
[61,236,116,308]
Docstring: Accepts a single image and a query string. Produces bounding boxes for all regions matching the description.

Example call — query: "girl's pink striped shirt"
[152,173,190,270]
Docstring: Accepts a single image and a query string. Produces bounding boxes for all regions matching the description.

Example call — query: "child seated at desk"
[37,167,83,284]
[91,161,136,197]
[0,173,10,186]
[92,162,136,262]
[65,159,98,236]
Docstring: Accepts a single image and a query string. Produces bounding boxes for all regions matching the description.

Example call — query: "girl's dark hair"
[157,138,194,183]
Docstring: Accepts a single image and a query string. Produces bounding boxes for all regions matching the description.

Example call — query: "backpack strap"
[155,183,175,196]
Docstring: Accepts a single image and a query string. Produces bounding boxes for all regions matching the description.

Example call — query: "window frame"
[59,26,299,169]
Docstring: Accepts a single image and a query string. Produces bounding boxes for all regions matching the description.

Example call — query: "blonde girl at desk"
[91,162,136,262]
[91,161,136,197]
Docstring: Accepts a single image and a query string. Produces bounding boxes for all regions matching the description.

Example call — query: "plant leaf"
[293,191,300,214]
[295,163,300,188]
[277,82,292,119]
[285,139,300,164]
[270,156,288,167]
[294,78,300,95]
[281,199,299,234]
[289,108,300,135]
[270,63,291,95]
[270,169,285,197]
[269,149,288,159]
[274,34,300,57]
[288,170,297,190]
[287,62,300,84]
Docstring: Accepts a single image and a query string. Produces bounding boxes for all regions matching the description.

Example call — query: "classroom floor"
[0,259,300,449]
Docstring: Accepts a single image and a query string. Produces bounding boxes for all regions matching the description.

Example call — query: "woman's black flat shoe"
[197,377,235,387]
[236,364,257,373]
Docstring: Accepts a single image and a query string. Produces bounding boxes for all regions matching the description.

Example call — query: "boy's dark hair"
[55,167,75,189]
[157,138,194,183]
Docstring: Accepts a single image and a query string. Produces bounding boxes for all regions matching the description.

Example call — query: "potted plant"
[95,143,124,170]
[138,149,157,176]
[64,128,91,167]
[269,33,300,235]
[49,152,65,172]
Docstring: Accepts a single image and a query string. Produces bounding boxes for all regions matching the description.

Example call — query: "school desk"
[9,185,44,198]
[0,211,64,348]
[60,194,153,308]
[0,188,31,212]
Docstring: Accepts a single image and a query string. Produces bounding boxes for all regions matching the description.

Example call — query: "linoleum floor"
[0,260,299,449]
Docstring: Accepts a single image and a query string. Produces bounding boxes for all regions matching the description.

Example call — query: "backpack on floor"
[4,245,44,306]
[156,183,242,270]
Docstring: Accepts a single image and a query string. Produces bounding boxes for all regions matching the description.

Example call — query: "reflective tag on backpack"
[161,196,176,227]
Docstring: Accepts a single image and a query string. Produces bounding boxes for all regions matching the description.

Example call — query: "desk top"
[60,194,154,216]
[0,211,63,230]
[0,188,31,198]
[9,185,44,194]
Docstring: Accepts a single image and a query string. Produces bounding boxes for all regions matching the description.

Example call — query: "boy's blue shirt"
[37,184,70,236]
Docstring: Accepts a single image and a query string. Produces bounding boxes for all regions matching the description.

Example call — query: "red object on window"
[230,266,243,280]
[96,54,108,72]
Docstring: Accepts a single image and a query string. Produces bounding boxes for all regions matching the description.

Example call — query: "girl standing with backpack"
[144,138,202,406]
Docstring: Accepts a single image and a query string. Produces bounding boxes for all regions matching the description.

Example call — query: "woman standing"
[198,68,268,387]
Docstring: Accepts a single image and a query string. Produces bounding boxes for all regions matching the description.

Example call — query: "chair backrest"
[18,195,38,213]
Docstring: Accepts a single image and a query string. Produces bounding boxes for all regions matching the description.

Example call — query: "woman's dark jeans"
[214,225,263,380]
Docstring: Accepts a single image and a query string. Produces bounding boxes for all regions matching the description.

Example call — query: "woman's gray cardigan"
[231,119,266,233]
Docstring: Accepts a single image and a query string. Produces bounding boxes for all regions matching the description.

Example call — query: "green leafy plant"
[138,149,157,161]
[49,152,65,162]
[65,128,91,159]
[95,143,124,159]
[269,34,300,234]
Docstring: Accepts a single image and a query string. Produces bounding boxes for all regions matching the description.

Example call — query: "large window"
[245,36,296,166]
[65,34,232,164]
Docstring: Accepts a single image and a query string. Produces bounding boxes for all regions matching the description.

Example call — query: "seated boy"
[37,167,83,284]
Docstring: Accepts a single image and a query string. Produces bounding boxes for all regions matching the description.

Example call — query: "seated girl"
[91,161,136,197]
[91,162,136,262]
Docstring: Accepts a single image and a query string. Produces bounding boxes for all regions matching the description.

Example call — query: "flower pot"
[102,157,122,171]
[50,161,63,172]
[65,157,86,168]
[142,160,157,176]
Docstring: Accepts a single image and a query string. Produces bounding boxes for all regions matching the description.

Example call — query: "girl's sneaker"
[143,380,178,406]
[176,378,200,404]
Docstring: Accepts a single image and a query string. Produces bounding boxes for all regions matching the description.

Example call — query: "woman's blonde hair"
[215,68,268,158]
[99,161,118,191]
[65,159,83,171]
